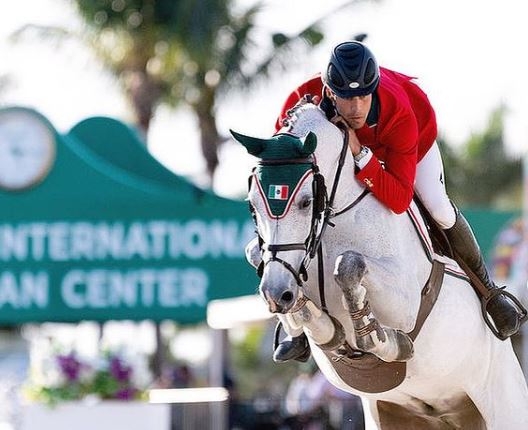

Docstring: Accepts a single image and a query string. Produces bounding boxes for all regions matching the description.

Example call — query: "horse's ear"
[300,132,317,155]
[230,129,264,156]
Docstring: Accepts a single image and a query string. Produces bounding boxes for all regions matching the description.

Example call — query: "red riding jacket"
[274,67,438,214]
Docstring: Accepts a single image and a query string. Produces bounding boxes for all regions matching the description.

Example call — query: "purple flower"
[109,356,132,382]
[56,353,83,381]
[114,387,137,400]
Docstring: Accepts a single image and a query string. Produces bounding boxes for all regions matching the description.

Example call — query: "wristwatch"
[354,145,370,163]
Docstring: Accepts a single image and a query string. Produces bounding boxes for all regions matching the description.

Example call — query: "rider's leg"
[415,142,523,339]
[273,315,310,363]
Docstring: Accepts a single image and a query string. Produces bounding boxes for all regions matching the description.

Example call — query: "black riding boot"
[273,332,311,363]
[444,210,524,339]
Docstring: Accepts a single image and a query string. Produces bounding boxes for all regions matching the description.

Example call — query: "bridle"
[249,125,370,309]
[250,156,326,287]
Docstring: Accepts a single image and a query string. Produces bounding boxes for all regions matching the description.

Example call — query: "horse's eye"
[301,198,312,209]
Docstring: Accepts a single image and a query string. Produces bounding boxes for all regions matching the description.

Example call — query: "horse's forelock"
[289,104,341,148]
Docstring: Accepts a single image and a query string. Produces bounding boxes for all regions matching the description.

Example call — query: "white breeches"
[414,142,456,229]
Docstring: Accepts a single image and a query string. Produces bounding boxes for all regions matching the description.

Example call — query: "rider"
[272,40,525,362]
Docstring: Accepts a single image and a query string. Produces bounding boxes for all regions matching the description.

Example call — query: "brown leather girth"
[322,259,445,394]
[408,259,446,340]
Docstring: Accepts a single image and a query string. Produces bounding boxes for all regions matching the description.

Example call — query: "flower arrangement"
[24,344,152,407]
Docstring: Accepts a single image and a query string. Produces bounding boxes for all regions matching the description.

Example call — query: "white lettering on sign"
[61,268,208,309]
[0,271,49,309]
[48,222,69,261]
[0,220,255,262]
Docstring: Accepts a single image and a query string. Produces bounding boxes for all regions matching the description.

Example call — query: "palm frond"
[10,23,73,46]
[221,0,368,92]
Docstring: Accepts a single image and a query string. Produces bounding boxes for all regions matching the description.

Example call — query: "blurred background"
[0,0,527,429]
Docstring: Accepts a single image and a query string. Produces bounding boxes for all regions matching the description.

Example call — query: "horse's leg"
[334,250,414,362]
[277,313,304,337]
[465,339,528,429]
[246,237,345,353]
[375,401,455,430]
[284,300,346,348]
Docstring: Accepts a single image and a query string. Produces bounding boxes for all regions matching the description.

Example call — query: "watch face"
[0,109,56,191]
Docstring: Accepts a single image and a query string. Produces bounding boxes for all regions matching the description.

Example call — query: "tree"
[16,0,367,185]
[442,106,522,209]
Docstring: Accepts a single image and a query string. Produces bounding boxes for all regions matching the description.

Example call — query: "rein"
[309,124,370,258]
[311,123,369,312]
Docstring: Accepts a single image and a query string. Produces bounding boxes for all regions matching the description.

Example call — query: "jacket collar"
[366,91,379,127]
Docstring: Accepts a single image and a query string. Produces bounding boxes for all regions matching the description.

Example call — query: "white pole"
[209,329,228,430]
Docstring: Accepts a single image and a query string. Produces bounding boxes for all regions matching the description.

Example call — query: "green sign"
[0,107,255,324]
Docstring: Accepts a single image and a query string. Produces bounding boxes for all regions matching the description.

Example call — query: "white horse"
[231,103,528,429]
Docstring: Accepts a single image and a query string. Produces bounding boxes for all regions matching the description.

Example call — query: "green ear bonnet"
[230,131,318,216]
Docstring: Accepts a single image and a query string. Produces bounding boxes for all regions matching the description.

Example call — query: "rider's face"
[328,90,372,129]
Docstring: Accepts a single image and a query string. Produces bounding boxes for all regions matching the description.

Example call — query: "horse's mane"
[286,104,343,149]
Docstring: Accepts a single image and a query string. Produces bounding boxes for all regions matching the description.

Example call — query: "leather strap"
[451,254,491,299]
[408,259,445,340]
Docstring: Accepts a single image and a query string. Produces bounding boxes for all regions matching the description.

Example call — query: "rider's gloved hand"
[320,94,337,120]
[282,94,321,128]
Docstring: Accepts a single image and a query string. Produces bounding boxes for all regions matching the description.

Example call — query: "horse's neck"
[292,107,435,327]
[290,106,429,269]
[289,106,370,210]
[319,151,362,212]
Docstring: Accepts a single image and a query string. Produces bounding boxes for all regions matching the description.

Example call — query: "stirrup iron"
[481,288,528,340]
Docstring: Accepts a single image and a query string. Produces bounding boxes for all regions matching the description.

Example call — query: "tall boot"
[444,209,525,340]
[273,334,311,363]
[273,323,311,363]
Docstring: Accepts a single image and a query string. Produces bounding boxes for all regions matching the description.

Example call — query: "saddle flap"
[322,350,406,394]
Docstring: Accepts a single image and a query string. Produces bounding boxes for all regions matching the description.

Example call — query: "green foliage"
[32,383,86,407]
[71,0,330,102]
[24,347,151,407]
[68,0,363,180]
[16,0,376,180]
[441,106,522,209]
[231,323,299,399]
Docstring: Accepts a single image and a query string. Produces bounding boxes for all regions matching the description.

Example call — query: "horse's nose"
[261,285,297,314]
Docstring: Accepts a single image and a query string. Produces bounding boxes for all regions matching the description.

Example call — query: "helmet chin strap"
[322,86,353,128]
[334,112,355,130]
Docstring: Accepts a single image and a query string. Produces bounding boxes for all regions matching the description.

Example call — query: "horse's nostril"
[281,291,294,303]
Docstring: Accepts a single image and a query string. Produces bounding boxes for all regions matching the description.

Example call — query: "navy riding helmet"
[324,41,380,98]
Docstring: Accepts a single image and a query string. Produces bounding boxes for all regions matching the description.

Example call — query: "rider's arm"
[274,75,324,132]
[355,110,419,214]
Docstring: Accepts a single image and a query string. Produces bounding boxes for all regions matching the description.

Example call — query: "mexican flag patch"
[268,184,289,200]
